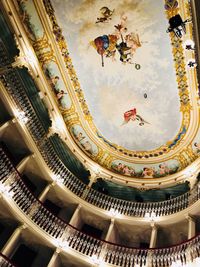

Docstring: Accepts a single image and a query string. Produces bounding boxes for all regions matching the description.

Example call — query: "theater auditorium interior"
[0,0,200,266]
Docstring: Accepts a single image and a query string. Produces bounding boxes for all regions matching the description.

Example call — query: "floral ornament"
[181,94,189,105]
[165,0,178,10]
[53,25,64,42]
[183,112,190,124]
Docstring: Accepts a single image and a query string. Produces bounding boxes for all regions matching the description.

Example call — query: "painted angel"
[96,7,114,24]
[121,108,150,126]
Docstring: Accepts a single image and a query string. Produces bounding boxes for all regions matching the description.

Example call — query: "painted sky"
[52,0,182,151]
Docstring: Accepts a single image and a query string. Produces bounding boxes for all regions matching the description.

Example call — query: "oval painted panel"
[51,0,182,151]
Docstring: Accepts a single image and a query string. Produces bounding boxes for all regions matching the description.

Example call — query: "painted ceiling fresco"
[16,0,200,179]
[51,0,181,151]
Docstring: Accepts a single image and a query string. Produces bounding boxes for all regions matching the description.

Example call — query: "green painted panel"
[0,9,19,62]
[92,179,190,202]
[18,68,52,131]
[50,134,90,185]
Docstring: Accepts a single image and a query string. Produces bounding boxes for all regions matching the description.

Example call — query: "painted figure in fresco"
[44,67,60,92]
[125,32,142,56]
[44,68,69,108]
[116,41,132,63]
[114,16,141,64]
[123,165,135,176]
[122,108,150,126]
[91,34,118,66]
[47,74,59,89]
[56,90,67,101]
[117,162,125,172]
[166,14,191,38]
[105,35,118,59]
[123,108,137,123]
[114,18,141,64]
[112,161,178,178]
[96,7,114,24]
[136,114,150,126]
[91,14,142,67]
[73,131,94,155]
[51,75,59,86]
[142,167,155,178]
[53,87,68,108]
[158,164,170,175]
[116,162,134,176]
[194,142,200,153]
[114,15,128,38]
[82,141,93,154]
[76,132,85,142]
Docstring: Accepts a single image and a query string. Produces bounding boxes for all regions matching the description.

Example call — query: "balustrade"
[103,238,200,267]
[0,253,15,267]
[84,186,193,218]
[2,146,200,266]
[1,67,200,218]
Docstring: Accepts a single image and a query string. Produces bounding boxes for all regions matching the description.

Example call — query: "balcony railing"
[1,146,200,267]
[0,253,16,267]
[1,68,200,218]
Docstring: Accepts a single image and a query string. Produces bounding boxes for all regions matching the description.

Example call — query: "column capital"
[11,55,28,69]
[47,126,57,138]
[111,218,115,224]
[90,169,99,179]
[185,214,195,222]
[55,248,61,254]
[87,169,99,187]
[50,181,56,187]
[184,173,197,189]
[150,222,157,228]
[19,224,27,230]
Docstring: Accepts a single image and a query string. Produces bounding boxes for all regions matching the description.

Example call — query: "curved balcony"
[1,146,200,267]
[1,68,199,218]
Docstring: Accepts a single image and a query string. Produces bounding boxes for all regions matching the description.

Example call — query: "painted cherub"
[123,165,135,176]
[121,108,150,126]
[56,90,67,100]
[96,7,114,24]
[158,164,170,175]
[117,162,125,172]
[142,167,155,178]
[114,14,128,39]
[125,32,142,56]
[76,132,85,143]
[82,141,93,154]
[194,142,200,153]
